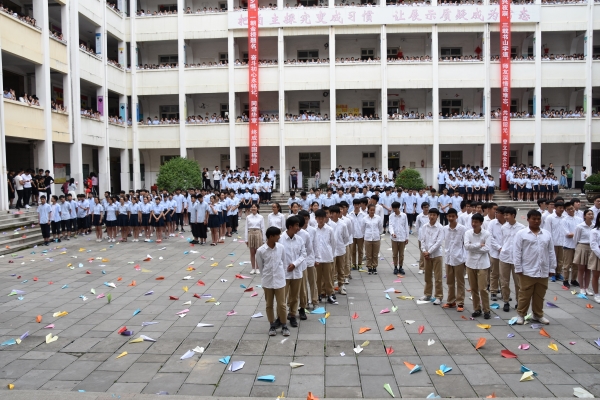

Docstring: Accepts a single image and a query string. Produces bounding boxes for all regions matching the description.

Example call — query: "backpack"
[62,182,69,194]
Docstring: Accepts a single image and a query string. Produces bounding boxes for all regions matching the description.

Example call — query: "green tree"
[395,168,426,190]
[156,157,202,192]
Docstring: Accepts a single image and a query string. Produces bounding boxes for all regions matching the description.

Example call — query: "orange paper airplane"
[36,315,42,323]
[475,337,486,350]
[404,361,416,370]
[539,328,550,338]
[128,281,136,286]
[385,324,394,331]
[359,327,371,334]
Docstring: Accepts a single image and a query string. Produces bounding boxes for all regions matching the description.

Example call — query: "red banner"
[248,0,259,176]
[499,0,511,190]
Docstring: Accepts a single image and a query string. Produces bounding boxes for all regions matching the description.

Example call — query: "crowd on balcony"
[3,89,42,107]
[107,2,123,14]
[336,113,381,120]
[0,4,39,28]
[51,100,67,113]
[108,59,124,69]
[284,59,330,65]
[79,43,99,57]
[141,116,180,125]
[489,107,590,119]
[49,30,65,42]
[136,9,178,16]
[234,59,279,66]
[185,6,227,13]
[137,63,178,70]
[285,113,328,121]
[440,55,483,62]
[186,62,228,68]
[81,108,102,121]
[439,112,484,119]
[186,114,230,123]
[388,55,432,62]
[389,112,435,119]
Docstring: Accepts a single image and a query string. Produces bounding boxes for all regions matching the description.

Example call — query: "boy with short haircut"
[514,210,556,325]
[465,213,493,319]
[419,208,444,305]
[256,226,291,336]
[499,206,526,312]
[349,198,365,271]
[279,216,307,328]
[37,195,52,246]
[68,194,77,238]
[438,188,451,226]
[329,205,350,295]
[562,201,582,288]
[339,201,354,282]
[545,201,566,283]
[77,194,89,236]
[415,202,430,274]
[389,201,409,275]
[488,206,506,302]
[188,194,199,244]
[442,208,467,311]
[59,195,70,241]
[50,195,62,243]
[297,211,316,315]
[313,209,337,304]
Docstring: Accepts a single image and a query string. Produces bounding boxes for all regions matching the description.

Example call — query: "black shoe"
[299,308,307,320]
[373,269,378,275]
[571,280,580,287]
[398,268,406,275]
[491,293,497,301]
[269,326,277,336]
[368,268,373,275]
[514,303,518,309]
[332,294,337,300]
[563,281,570,289]
[393,267,399,275]
[503,303,510,312]
[289,317,298,328]
[472,310,482,318]
[327,296,338,305]
[484,312,491,320]
[282,325,291,336]
[57,239,62,243]
[273,318,282,328]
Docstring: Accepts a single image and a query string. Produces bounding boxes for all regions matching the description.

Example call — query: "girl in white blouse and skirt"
[267,202,286,231]
[574,209,594,294]
[246,204,266,274]
[361,204,383,275]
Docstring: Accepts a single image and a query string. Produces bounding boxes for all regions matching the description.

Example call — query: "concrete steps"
[0,207,44,256]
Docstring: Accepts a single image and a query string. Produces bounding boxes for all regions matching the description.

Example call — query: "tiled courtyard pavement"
[1,214,600,398]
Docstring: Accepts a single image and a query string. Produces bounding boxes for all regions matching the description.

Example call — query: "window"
[129,164,145,181]
[509,150,518,167]
[220,154,230,171]
[298,0,319,6]
[441,99,462,116]
[440,47,462,57]
[298,50,319,60]
[159,55,178,64]
[388,152,400,171]
[242,52,249,63]
[527,46,533,57]
[160,156,178,165]
[219,53,228,62]
[299,152,321,178]
[218,2,227,10]
[594,46,600,57]
[299,101,320,114]
[510,47,518,59]
[592,98,600,111]
[387,47,398,60]
[441,151,462,170]
[159,105,179,120]
[388,99,399,115]
[527,99,533,115]
[363,152,376,158]
[362,101,375,117]
[159,4,177,12]
[510,99,518,113]
[220,103,229,118]
[361,48,375,61]
[592,150,600,179]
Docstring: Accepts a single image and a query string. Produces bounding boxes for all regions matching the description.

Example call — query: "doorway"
[388,152,400,173]
[362,101,375,118]
[299,152,321,179]
[441,151,463,170]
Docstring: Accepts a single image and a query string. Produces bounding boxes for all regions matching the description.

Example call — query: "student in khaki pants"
[442,208,467,312]
[278,216,307,329]
[256,227,290,337]
[418,208,444,305]
[464,213,492,319]
[313,209,337,305]
[487,206,506,302]
[544,201,566,283]
[388,201,409,275]
[514,209,557,325]
[498,206,526,312]
[360,204,383,275]
[297,211,317,314]
[339,202,353,281]
[349,199,365,270]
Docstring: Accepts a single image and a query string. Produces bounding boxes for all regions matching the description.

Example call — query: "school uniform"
[105,204,118,227]
[421,222,444,300]
[51,203,62,236]
[60,201,71,232]
[313,223,336,298]
[174,194,185,228]
[487,219,504,296]
[361,214,383,271]
[545,213,565,278]
[465,229,492,314]
[151,202,166,227]
[196,200,209,238]
[573,222,593,267]
[37,203,52,240]
[129,203,140,226]
[92,203,104,226]
[245,213,265,248]
[76,200,89,230]
[330,218,349,287]
[256,242,287,324]
[443,223,467,306]
[189,200,199,238]
[499,222,526,304]
[563,214,583,282]
[207,203,221,229]
[389,212,409,269]
[268,212,286,231]
[348,210,365,268]
[140,202,152,226]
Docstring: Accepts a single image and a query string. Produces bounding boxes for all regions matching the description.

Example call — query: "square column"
[278,28,286,193]
[120,149,130,192]
[69,0,84,187]
[431,26,439,187]
[329,27,336,174]
[0,37,8,210]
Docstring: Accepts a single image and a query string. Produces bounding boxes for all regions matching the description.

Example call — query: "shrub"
[584,173,600,191]
[156,157,202,192]
[395,168,426,190]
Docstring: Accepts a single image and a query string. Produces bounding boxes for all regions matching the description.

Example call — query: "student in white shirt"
[313,209,337,304]
[245,203,266,274]
[513,210,557,325]
[388,201,409,275]
[37,195,52,245]
[279,216,307,328]
[442,208,467,312]
[267,203,286,231]
[415,202,431,274]
[297,210,318,312]
[488,206,506,302]
[574,209,594,295]
[329,205,349,293]
[419,208,444,305]
[465,213,493,319]
[562,202,583,288]
[545,201,566,283]
[361,204,383,275]
[499,206,526,312]
[256,226,290,336]
[438,188,451,226]
[50,195,62,243]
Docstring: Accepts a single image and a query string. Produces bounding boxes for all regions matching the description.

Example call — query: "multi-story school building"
[0,0,599,207]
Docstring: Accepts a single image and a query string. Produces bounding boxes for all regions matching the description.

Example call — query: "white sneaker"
[139,233,143,237]
[419,295,431,301]
[464,273,468,279]
[586,289,594,296]
[515,315,524,325]
[432,298,441,305]
[418,270,424,274]
[255,269,260,275]
[144,239,149,242]
[250,269,256,275]
[25,204,30,209]
[340,285,347,295]
[532,316,550,325]
[580,289,587,295]
[344,278,349,284]
[595,294,600,304]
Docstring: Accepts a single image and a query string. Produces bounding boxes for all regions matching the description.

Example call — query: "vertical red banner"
[499,0,511,190]
[248,0,259,176]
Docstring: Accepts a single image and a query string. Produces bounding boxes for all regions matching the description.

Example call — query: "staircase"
[0,207,43,256]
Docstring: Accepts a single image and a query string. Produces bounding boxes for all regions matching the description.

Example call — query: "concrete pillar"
[329,27,336,174]
[483,24,491,171]
[431,26,439,187]
[120,149,130,192]
[130,0,141,190]
[380,26,388,174]
[0,37,8,211]
[33,0,53,176]
[278,28,286,193]
[100,3,111,195]
[228,31,237,173]
[534,23,542,167]
[583,0,594,172]
[178,0,187,159]
[69,0,84,187]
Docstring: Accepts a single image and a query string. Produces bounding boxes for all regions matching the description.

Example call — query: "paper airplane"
[428,339,435,346]
[518,344,530,350]
[180,350,195,360]
[290,362,304,368]
[197,323,214,327]
[45,333,58,344]
[257,375,275,382]
[219,356,231,364]
[520,370,535,381]
[228,361,245,372]
[142,321,159,326]
[573,387,594,398]
[251,313,263,318]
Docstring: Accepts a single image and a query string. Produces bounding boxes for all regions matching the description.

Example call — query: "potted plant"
[584,173,600,203]
[395,168,426,190]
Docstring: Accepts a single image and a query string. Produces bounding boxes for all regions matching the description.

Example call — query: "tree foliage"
[156,157,202,192]
[584,173,600,191]
[395,168,426,190]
